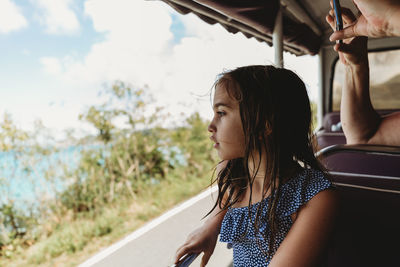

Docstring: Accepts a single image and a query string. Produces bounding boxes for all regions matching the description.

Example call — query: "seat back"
[321,112,341,132]
[318,145,400,267]
[316,132,346,150]
[316,112,345,150]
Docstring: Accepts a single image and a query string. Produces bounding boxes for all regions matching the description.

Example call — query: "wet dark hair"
[204,65,328,258]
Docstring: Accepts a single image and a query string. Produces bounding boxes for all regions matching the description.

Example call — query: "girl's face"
[208,84,245,160]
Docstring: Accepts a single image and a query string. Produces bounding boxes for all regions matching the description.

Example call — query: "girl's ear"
[265,122,272,136]
[259,122,272,139]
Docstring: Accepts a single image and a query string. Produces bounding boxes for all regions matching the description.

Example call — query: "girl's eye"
[216,111,226,117]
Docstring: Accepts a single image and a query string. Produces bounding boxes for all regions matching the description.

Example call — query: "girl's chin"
[218,153,246,161]
[218,153,238,161]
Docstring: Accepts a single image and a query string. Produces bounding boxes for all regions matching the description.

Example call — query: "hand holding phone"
[332,0,343,44]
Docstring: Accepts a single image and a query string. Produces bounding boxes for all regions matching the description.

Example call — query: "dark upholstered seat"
[316,132,346,150]
[315,112,345,150]
[317,145,400,267]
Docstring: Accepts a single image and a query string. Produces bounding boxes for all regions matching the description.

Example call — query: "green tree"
[170,112,216,175]
[61,81,172,214]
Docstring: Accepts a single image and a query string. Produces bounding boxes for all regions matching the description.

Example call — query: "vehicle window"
[332,49,400,111]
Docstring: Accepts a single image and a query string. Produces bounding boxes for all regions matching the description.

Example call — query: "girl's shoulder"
[277,168,333,217]
[283,168,331,190]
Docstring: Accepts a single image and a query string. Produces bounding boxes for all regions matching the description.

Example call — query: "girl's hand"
[326,2,368,66]
[174,223,219,267]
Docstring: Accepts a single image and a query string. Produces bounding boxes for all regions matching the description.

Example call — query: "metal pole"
[317,49,325,129]
[273,4,283,67]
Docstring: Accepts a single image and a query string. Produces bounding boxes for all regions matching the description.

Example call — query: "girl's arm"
[173,207,227,267]
[173,161,228,267]
[268,189,338,267]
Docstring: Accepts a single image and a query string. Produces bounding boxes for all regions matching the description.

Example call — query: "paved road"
[79,187,233,267]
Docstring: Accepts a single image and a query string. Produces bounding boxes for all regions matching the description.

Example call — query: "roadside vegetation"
[0,82,217,266]
[0,82,318,266]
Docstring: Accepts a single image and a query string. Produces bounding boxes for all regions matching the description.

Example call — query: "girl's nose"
[208,121,216,133]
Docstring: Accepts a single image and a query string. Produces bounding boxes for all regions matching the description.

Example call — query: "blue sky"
[0,0,319,140]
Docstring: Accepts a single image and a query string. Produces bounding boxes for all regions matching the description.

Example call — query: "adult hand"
[330,0,400,41]
[174,223,219,267]
[326,3,368,66]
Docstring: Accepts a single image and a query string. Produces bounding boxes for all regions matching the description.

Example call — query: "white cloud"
[22,48,31,55]
[38,0,318,130]
[0,0,28,34]
[41,1,273,119]
[34,0,80,35]
[40,57,62,75]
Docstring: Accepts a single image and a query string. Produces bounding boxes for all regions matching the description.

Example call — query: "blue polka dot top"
[219,169,332,266]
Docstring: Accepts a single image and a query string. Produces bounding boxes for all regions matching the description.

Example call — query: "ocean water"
[0,144,185,208]
[0,146,83,206]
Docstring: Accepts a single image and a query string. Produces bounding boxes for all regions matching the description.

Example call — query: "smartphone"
[170,253,199,267]
[332,0,343,44]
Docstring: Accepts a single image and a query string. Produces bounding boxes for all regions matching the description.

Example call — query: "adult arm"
[330,0,400,40]
[327,4,400,145]
[268,189,338,267]
[341,62,400,145]
[341,59,378,144]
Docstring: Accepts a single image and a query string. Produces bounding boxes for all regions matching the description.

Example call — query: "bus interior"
[160,0,400,266]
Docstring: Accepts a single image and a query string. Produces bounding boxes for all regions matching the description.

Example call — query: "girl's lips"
[210,136,219,148]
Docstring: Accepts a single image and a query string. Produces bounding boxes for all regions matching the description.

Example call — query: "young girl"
[174,65,337,267]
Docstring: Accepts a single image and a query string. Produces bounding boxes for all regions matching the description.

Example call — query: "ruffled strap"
[219,208,249,243]
[277,169,332,218]
[219,200,271,243]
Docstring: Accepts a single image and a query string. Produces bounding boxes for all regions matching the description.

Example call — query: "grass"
[0,166,214,267]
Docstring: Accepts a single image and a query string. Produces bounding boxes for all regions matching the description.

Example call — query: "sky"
[0,0,319,140]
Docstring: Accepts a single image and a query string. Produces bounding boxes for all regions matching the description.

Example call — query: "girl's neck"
[247,154,302,192]
[247,151,269,192]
